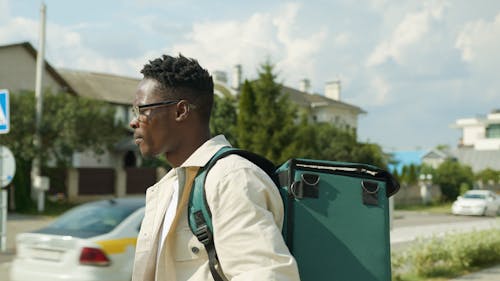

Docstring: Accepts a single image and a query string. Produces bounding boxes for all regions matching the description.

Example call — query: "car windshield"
[46,202,138,236]
[463,193,486,199]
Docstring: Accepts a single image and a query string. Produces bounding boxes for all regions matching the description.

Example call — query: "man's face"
[130,78,177,157]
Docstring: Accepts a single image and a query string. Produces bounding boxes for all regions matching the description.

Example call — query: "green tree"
[400,166,408,184]
[235,60,388,168]
[210,94,237,145]
[392,168,401,184]
[237,62,297,164]
[351,142,387,169]
[283,117,387,168]
[475,168,500,186]
[282,114,317,159]
[434,160,474,202]
[1,91,124,210]
[407,164,419,185]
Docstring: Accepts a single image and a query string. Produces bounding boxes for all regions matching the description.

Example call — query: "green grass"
[395,202,453,214]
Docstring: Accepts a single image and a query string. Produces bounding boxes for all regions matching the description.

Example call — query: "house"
[452,109,500,150]
[421,148,455,169]
[57,69,139,168]
[422,147,500,173]
[213,65,366,136]
[0,42,76,95]
[1,41,367,201]
[0,41,155,202]
[420,109,500,174]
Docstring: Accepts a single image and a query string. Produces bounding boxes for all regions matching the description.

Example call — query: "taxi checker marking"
[96,238,137,254]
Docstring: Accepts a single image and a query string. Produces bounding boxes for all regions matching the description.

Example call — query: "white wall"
[462,125,485,146]
[474,139,500,150]
[0,46,65,94]
[314,106,358,133]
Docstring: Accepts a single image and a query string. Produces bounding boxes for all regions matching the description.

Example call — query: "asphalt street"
[0,211,499,281]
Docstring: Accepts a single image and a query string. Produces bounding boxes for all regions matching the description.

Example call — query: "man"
[130,54,300,281]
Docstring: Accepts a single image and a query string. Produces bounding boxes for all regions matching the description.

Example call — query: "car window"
[48,203,137,235]
[463,193,486,199]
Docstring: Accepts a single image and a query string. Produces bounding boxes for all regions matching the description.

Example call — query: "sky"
[1,0,500,152]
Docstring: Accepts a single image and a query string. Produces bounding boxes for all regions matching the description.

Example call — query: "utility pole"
[32,2,47,212]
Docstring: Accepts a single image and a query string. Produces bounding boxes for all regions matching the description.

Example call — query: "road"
[391,210,500,251]
[0,211,498,280]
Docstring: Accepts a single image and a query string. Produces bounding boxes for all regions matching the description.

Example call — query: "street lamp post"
[32,2,48,212]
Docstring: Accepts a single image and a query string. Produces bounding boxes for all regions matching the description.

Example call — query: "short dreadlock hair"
[140,54,214,121]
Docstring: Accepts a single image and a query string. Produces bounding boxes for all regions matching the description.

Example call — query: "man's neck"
[166,129,211,168]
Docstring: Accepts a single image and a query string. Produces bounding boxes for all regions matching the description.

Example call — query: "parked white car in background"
[10,197,145,281]
[451,190,500,216]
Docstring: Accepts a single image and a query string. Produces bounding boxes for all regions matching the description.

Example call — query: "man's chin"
[140,147,164,159]
[139,147,154,158]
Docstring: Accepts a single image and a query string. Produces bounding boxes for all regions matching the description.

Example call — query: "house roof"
[421,148,455,160]
[0,41,77,95]
[388,150,425,173]
[57,69,140,105]
[282,85,366,114]
[452,148,500,173]
[421,147,500,172]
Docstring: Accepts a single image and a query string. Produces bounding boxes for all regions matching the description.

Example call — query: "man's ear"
[175,100,191,121]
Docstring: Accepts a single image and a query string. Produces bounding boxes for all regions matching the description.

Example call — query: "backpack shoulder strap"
[188,147,277,281]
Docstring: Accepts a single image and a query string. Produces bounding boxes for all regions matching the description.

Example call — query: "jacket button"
[191,247,200,254]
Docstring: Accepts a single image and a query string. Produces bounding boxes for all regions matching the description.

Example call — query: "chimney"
[213,71,228,84]
[325,80,341,101]
[299,78,311,93]
[232,64,242,91]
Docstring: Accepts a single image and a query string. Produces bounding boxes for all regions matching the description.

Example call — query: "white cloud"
[455,12,500,66]
[0,0,8,20]
[334,33,351,47]
[0,17,37,43]
[366,1,448,67]
[171,2,328,85]
[0,15,144,77]
[370,76,391,105]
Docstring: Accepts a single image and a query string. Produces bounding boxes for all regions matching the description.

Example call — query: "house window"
[486,124,500,138]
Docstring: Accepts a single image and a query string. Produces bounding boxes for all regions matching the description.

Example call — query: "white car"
[11,197,145,281]
[451,190,500,216]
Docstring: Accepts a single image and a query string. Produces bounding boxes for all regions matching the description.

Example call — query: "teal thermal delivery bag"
[188,147,400,281]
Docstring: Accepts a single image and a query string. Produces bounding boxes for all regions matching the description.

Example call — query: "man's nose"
[129,118,139,129]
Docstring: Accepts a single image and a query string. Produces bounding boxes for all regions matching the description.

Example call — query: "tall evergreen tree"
[210,94,237,145]
[237,62,297,164]
[236,80,258,150]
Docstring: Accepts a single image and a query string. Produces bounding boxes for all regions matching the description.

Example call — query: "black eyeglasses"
[132,100,196,122]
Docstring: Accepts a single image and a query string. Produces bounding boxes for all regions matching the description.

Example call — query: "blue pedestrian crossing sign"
[0,89,10,134]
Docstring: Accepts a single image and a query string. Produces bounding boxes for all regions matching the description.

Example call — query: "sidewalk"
[448,264,500,281]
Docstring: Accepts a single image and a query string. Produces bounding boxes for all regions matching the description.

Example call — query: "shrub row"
[392,228,500,280]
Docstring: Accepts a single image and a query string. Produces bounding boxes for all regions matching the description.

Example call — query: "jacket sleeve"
[205,158,301,281]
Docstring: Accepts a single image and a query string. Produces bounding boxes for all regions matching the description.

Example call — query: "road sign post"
[0,146,15,252]
[0,90,13,252]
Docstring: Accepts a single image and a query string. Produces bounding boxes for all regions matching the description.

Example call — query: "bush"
[434,160,474,201]
[392,228,500,280]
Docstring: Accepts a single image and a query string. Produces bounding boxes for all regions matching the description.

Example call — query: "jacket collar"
[180,134,231,168]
